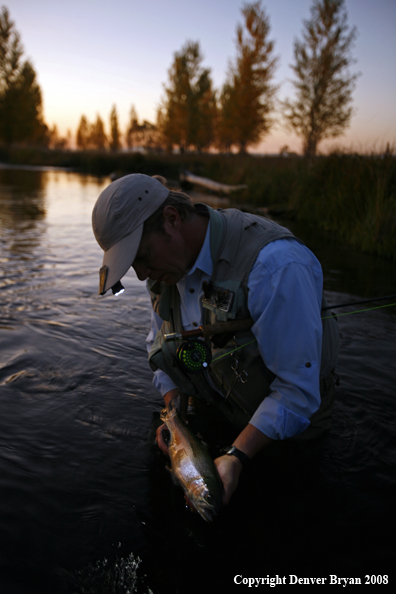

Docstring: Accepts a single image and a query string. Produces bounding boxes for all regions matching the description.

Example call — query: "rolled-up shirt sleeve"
[247,239,324,440]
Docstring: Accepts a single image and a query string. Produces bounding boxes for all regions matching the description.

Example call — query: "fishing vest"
[148,204,339,433]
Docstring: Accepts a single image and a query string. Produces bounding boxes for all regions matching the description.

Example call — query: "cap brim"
[101,224,144,293]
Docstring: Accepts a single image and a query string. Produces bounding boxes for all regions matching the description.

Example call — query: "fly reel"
[176,340,212,373]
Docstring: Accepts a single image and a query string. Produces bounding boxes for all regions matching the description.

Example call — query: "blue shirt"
[146,222,324,440]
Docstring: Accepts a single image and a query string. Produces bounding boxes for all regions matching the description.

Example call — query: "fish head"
[186,478,222,522]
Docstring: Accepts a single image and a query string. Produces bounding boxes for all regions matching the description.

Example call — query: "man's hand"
[155,423,170,456]
[214,454,243,504]
[215,424,273,505]
[156,389,189,456]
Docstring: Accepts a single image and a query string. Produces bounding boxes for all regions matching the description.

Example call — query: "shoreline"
[1,148,395,261]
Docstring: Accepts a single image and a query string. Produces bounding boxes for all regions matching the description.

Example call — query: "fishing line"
[321,301,396,319]
[212,300,396,363]
[322,294,396,311]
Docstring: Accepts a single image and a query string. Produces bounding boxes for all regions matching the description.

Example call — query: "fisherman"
[92,173,339,507]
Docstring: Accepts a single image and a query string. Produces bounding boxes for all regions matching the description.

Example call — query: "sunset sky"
[6,0,396,154]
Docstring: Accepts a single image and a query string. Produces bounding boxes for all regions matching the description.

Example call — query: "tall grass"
[289,152,396,259]
[2,146,395,260]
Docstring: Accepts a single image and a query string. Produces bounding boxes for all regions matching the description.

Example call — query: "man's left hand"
[214,454,243,505]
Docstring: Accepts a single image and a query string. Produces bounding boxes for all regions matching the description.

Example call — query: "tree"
[49,124,70,149]
[89,114,107,150]
[109,104,121,151]
[125,104,140,149]
[76,115,90,149]
[0,6,47,146]
[160,41,217,152]
[282,0,359,157]
[218,1,278,153]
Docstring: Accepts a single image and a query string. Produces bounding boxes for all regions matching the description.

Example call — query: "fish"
[160,398,223,522]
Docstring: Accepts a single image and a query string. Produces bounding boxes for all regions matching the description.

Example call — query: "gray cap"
[92,174,170,294]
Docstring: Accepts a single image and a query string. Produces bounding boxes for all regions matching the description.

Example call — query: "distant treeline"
[2,145,395,261]
[1,1,360,157]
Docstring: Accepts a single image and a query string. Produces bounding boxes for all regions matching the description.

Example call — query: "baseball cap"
[92,174,170,294]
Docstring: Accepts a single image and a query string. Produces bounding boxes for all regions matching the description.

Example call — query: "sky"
[5,0,396,154]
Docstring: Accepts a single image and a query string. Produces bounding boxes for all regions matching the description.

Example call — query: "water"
[0,166,395,593]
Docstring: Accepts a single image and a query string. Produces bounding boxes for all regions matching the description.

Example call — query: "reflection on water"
[0,166,395,593]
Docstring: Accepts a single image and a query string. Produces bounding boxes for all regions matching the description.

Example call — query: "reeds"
[2,146,395,260]
[289,151,396,259]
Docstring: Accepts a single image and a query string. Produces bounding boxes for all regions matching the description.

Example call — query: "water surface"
[0,167,395,593]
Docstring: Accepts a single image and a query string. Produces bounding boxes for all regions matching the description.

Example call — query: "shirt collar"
[186,221,213,277]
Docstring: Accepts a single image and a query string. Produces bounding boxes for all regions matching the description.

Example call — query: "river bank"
[1,146,395,260]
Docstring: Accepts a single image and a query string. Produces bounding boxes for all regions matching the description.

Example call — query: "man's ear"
[162,205,181,230]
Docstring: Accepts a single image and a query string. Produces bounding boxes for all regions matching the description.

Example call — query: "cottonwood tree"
[218,1,278,153]
[125,105,139,149]
[282,0,359,157]
[89,114,107,149]
[76,115,90,149]
[0,6,47,146]
[160,41,217,152]
[76,114,107,149]
[48,124,70,149]
[125,105,158,150]
[109,104,121,151]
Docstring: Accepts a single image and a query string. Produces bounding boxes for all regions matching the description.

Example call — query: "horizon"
[4,0,396,154]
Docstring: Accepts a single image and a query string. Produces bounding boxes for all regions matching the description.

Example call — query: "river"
[0,166,395,593]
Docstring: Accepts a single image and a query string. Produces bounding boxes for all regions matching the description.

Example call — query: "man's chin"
[150,273,182,285]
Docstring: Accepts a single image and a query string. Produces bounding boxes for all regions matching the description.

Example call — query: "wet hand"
[155,423,170,456]
[214,455,243,505]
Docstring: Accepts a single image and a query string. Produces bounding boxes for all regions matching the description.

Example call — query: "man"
[92,173,339,506]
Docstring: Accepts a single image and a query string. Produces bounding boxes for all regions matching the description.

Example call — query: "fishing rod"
[165,294,396,343]
[164,294,396,372]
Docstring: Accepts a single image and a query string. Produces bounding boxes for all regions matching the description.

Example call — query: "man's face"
[131,227,190,285]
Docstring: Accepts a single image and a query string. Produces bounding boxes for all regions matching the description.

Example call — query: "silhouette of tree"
[0,6,47,146]
[125,104,139,149]
[282,0,359,157]
[89,114,107,150]
[49,124,70,149]
[218,1,278,153]
[76,115,90,149]
[109,104,121,151]
[160,41,217,152]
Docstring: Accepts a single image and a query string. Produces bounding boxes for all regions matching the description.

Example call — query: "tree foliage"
[125,105,139,149]
[90,114,107,149]
[218,1,278,153]
[0,6,47,146]
[282,0,359,156]
[76,114,107,150]
[109,104,121,151]
[125,105,159,151]
[48,124,70,149]
[76,115,90,150]
[160,41,217,152]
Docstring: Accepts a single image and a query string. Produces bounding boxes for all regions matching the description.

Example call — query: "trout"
[160,399,223,522]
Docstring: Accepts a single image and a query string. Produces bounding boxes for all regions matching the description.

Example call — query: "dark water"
[0,166,395,593]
